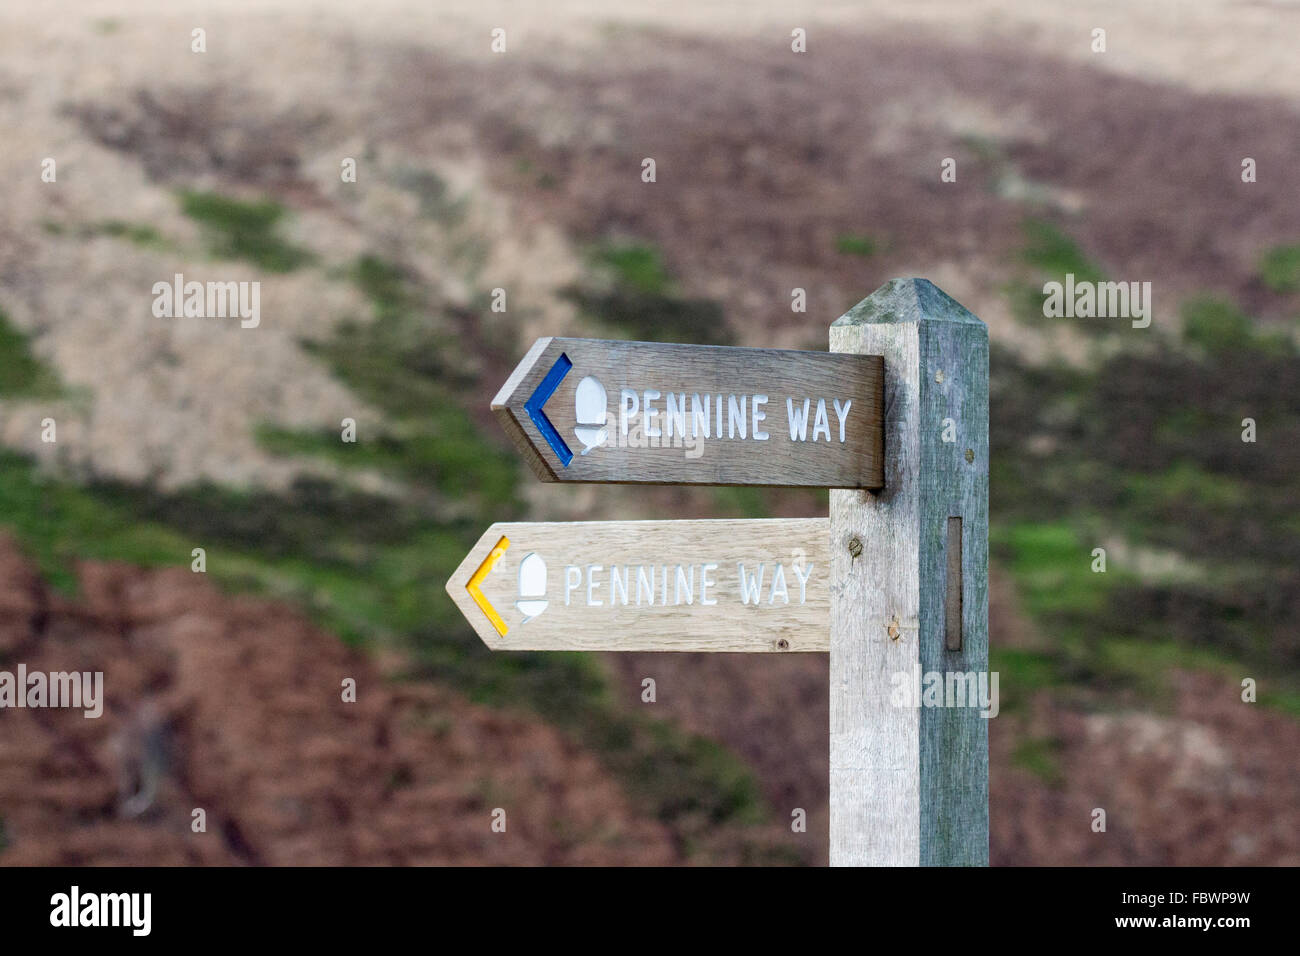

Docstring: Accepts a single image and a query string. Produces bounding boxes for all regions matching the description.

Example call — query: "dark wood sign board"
[492,338,884,488]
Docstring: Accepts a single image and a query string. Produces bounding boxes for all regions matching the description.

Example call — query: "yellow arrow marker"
[466,535,510,637]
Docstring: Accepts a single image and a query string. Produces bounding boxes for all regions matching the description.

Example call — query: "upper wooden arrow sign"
[446,518,830,652]
[492,338,884,488]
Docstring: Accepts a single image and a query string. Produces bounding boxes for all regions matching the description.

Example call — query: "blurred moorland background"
[0,0,1298,865]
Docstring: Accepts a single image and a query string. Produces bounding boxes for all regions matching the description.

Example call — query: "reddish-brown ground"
[3,535,1294,865]
[991,669,1300,866]
[609,567,1300,866]
[0,537,677,865]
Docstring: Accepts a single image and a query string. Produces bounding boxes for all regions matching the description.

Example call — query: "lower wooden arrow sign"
[446,519,830,652]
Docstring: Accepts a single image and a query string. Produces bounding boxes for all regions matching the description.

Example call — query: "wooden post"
[829,278,989,866]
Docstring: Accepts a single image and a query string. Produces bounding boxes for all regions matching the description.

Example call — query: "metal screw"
[776,639,790,651]
[935,370,945,383]
[964,448,974,464]
[887,615,901,641]
[848,536,863,561]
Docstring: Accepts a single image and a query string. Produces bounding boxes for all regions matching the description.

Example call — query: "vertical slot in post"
[945,516,962,652]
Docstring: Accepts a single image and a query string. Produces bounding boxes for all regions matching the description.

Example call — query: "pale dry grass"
[0,0,1293,488]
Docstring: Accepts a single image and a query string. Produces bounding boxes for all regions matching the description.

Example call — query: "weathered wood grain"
[829,277,989,867]
[446,518,831,652]
[492,338,884,488]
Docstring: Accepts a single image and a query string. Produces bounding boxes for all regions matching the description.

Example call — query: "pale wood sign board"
[446,518,831,652]
[492,337,884,488]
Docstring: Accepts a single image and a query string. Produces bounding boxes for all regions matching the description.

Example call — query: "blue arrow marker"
[525,352,574,467]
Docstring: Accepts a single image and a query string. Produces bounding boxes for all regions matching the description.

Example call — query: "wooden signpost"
[446,277,989,867]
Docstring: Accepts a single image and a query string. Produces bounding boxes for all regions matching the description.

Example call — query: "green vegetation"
[958,133,1005,179]
[1094,638,1243,693]
[1259,243,1300,294]
[40,219,169,250]
[179,190,314,272]
[0,310,62,399]
[989,648,1059,713]
[1181,296,1290,355]
[1011,737,1064,786]
[98,220,167,248]
[1268,688,1300,720]
[1005,218,1111,331]
[991,267,1300,712]
[296,256,517,510]
[994,522,1126,632]
[1118,462,1249,520]
[834,234,877,258]
[1018,219,1104,283]
[596,243,673,294]
[1182,296,1253,351]
[393,168,468,226]
[562,240,733,346]
[0,450,202,594]
[256,424,513,502]
[710,486,770,519]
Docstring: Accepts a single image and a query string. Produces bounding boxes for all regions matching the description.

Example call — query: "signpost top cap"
[833,277,986,328]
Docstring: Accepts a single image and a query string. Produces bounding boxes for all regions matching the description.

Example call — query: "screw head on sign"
[777,639,790,651]
[848,536,863,560]
[887,616,901,641]
[964,448,974,464]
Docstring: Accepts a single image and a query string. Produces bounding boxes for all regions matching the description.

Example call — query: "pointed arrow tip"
[491,337,553,409]
[446,524,514,648]
[491,338,564,482]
